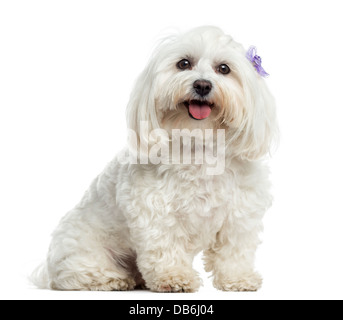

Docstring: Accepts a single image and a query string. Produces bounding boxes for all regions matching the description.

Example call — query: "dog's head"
[126,26,277,160]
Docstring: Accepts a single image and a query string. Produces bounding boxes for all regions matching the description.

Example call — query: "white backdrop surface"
[1,0,343,300]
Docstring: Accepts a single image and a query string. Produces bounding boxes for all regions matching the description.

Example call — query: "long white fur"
[31,26,277,292]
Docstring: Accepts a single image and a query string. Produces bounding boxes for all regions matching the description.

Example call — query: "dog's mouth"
[184,100,214,120]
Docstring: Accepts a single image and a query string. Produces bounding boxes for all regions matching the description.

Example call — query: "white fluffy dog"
[32,26,277,292]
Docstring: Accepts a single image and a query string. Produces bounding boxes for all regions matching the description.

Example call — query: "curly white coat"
[32,26,277,292]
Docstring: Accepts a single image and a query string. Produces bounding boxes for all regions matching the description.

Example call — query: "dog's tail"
[30,262,49,289]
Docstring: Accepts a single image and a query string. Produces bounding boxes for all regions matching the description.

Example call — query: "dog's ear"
[126,60,161,159]
[237,75,278,160]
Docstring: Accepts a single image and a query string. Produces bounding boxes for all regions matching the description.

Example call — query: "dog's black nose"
[193,80,212,97]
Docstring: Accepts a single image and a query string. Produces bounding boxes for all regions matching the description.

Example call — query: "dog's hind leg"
[46,240,137,291]
[33,205,137,291]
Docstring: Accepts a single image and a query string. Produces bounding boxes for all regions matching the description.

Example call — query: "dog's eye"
[177,59,191,70]
[218,64,231,75]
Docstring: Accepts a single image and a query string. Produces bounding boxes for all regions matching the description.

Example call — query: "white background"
[1,0,343,300]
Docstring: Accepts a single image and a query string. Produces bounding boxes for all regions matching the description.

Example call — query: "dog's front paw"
[148,271,202,293]
[88,277,136,291]
[213,272,262,292]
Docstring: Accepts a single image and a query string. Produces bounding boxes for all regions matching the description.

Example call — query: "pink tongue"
[188,103,211,120]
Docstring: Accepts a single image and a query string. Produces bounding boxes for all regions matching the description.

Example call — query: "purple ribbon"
[246,46,269,77]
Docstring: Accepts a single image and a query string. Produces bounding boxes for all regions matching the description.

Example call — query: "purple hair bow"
[246,46,269,77]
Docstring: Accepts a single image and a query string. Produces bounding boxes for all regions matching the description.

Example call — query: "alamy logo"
[118,121,227,175]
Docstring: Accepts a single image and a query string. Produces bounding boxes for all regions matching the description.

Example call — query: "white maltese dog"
[32,26,277,292]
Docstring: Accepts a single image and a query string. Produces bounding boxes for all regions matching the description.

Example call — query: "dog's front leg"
[131,225,202,293]
[203,218,263,292]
